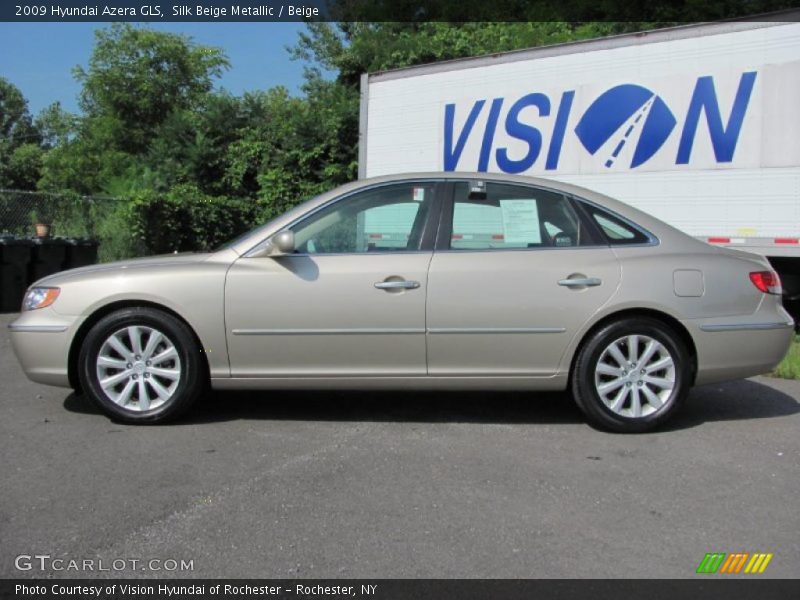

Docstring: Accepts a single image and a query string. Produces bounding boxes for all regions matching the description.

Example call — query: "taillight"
[749,271,782,295]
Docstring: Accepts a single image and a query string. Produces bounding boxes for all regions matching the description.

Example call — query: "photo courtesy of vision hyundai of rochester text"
[9,173,793,432]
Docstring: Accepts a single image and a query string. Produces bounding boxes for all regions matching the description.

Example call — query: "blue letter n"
[676,71,757,164]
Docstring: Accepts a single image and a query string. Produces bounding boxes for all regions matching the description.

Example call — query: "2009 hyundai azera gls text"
[9,173,794,432]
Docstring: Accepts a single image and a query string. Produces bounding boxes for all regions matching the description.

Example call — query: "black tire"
[78,307,206,424]
[570,317,692,433]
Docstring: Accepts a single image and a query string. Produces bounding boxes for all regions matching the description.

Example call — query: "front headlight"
[22,287,60,311]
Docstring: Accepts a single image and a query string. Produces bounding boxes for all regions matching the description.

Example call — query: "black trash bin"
[64,237,99,270]
[0,236,34,312]
[28,237,68,285]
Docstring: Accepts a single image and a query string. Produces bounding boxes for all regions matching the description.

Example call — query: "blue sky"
[0,22,315,115]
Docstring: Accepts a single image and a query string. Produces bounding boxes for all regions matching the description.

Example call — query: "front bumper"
[8,309,82,388]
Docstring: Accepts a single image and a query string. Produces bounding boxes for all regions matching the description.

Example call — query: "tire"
[78,307,206,424]
[570,317,692,433]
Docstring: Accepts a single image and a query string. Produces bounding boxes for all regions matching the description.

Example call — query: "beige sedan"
[9,173,794,432]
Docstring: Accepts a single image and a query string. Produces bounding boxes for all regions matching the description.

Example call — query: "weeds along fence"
[0,189,144,262]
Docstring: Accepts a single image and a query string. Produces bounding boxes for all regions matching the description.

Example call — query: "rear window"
[582,205,652,245]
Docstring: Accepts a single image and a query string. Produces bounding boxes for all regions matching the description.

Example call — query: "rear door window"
[448,182,591,250]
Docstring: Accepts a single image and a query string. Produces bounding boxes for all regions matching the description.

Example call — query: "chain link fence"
[0,189,144,262]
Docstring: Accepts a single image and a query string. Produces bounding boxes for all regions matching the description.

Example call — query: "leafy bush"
[128,184,257,255]
[47,192,141,261]
[93,201,143,262]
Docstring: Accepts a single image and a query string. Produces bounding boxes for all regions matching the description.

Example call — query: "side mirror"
[270,230,295,255]
[249,230,296,258]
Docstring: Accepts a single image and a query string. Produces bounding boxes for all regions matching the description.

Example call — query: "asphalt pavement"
[1,313,798,579]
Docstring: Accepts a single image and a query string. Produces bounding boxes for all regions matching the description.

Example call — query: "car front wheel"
[571,317,692,433]
[78,307,205,424]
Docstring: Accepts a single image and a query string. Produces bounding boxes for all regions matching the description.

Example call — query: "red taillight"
[749,271,782,295]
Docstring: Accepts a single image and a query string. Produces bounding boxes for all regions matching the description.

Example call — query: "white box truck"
[358,16,800,322]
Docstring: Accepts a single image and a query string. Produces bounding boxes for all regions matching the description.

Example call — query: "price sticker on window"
[500,199,541,245]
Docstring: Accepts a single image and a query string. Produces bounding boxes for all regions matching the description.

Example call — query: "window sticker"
[412,187,426,202]
[499,199,541,244]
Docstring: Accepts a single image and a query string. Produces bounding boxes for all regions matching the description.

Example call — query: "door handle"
[558,277,602,287]
[374,280,420,290]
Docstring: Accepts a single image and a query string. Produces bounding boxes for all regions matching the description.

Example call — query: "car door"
[426,180,621,377]
[224,181,441,378]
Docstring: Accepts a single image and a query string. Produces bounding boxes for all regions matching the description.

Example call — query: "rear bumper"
[8,310,81,388]
[684,305,795,386]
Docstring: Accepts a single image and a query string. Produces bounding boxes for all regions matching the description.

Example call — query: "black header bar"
[2,1,800,23]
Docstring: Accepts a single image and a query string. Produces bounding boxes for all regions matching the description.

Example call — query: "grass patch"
[772,335,800,379]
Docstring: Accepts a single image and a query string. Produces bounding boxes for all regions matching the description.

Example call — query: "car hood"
[35,252,214,285]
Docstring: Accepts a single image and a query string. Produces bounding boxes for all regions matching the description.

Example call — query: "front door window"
[291,183,436,254]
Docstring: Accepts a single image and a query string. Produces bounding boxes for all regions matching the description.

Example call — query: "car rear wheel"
[78,307,205,424]
[571,317,691,432]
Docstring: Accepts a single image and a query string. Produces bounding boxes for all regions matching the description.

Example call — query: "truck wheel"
[78,307,205,424]
[571,317,691,433]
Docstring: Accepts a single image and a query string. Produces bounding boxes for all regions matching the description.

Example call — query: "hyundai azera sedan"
[9,173,794,431]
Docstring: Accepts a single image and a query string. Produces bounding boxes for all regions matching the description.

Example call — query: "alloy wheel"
[95,325,182,411]
[593,334,676,418]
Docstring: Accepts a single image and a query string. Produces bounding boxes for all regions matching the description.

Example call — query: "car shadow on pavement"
[64,389,586,425]
[664,378,800,430]
[62,377,799,430]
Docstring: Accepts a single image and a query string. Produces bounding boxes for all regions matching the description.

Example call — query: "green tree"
[6,143,44,190]
[40,24,230,194]
[74,23,229,154]
[39,114,132,194]
[35,102,78,148]
[0,77,42,189]
[145,91,253,196]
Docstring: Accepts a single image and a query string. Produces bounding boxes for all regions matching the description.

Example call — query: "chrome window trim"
[243,179,447,258]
